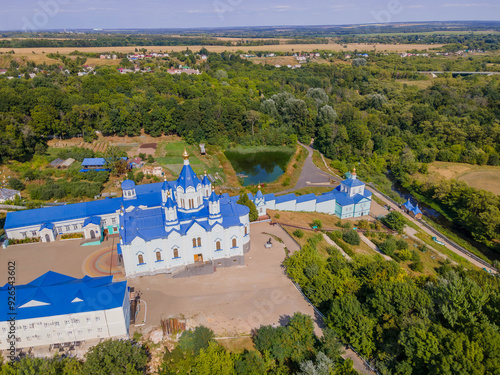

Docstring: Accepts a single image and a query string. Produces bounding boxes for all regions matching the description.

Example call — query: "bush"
[8,177,25,190]
[409,261,424,272]
[311,219,322,229]
[342,230,360,246]
[282,176,291,186]
[326,230,341,240]
[61,232,84,239]
[293,229,304,238]
[379,237,397,257]
[274,213,280,219]
[396,239,409,250]
[381,211,407,233]
[397,248,413,261]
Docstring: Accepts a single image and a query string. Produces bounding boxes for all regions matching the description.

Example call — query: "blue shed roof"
[402,199,414,211]
[296,194,316,203]
[0,271,127,321]
[81,158,106,167]
[275,194,296,204]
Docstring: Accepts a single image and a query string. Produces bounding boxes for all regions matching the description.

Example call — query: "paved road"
[277,142,332,195]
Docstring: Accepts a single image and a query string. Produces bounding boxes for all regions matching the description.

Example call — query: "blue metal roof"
[209,191,220,202]
[177,163,201,191]
[316,192,336,203]
[412,204,422,216]
[254,190,263,199]
[83,216,101,227]
[5,198,123,230]
[342,178,365,188]
[81,158,106,167]
[40,222,54,230]
[121,180,135,190]
[165,196,176,209]
[0,271,127,320]
[202,174,211,186]
[333,192,354,206]
[264,193,275,201]
[296,194,316,203]
[402,199,414,211]
[275,194,296,204]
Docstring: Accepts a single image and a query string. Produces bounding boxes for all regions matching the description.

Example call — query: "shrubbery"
[342,230,360,246]
[293,229,304,238]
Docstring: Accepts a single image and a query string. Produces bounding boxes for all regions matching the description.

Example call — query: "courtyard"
[0,222,323,337]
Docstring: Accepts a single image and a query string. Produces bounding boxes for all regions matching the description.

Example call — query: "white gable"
[71,297,83,303]
[19,300,50,308]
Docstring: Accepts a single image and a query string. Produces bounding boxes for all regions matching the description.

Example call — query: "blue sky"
[0,0,499,31]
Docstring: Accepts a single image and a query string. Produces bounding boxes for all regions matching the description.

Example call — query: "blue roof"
[121,179,135,190]
[402,199,414,211]
[5,198,123,230]
[275,194,296,204]
[83,216,101,227]
[316,192,336,203]
[264,193,275,201]
[0,271,127,321]
[40,222,54,230]
[121,207,166,244]
[255,190,263,199]
[209,191,220,202]
[333,192,354,206]
[342,178,365,188]
[81,158,106,167]
[412,204,422,216]
[296,194,316,203]
[202,174,211,186]
[165,195,176,209]
[177,163,201,191]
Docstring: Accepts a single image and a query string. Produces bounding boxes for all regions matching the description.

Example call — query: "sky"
[0,0,499,31]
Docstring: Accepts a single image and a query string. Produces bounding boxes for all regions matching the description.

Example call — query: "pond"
[225,148,294,186]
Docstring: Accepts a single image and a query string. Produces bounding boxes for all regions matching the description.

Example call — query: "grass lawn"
[217,336,254,353]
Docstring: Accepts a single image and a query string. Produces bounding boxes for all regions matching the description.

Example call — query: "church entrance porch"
[194,253,203,263]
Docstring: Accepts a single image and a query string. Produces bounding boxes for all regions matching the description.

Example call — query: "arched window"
[189,199,194,209]
[197,237,201,247]
[173,248,179,258]
[216,241,221,250]
[245,226,248,235]
[192,238,197,248]
[138,254,144,264]
[156,251,161,261]
[232,238,237,248]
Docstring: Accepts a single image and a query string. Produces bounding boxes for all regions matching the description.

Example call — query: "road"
[277,142,332,195]
[418,71,500,76]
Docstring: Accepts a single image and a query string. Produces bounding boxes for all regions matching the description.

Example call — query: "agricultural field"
[424,161,500,195]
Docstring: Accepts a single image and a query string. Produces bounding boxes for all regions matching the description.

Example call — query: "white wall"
[0,304,129,350]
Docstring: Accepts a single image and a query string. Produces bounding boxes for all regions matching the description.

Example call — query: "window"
[189,199,194,209]
[156,251,162,261]
[21,232,27,238]
[29,323,34,329]
[197,237,201,247]
[232,238,237,248]
[65,320,70,326]
[138,254,144,264]
[112,217,116,224]
[102,219,106,225]
[173,248,179,258]
[47,334,52,338]
[65,225,70,231]
[86,318,91,324]
[55,322,60,327]
[31,231,37,237]
[245,226,248,236]
[73,224,78,230]
[216,241,221,251]
[98,328,103,332]
[96,317,101,322]
[57,227,63,233]
[192,238,197,248]
[88,329,92,333]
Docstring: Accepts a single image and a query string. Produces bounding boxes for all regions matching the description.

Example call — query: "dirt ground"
[128,222,324,338]
[422,161,500,196]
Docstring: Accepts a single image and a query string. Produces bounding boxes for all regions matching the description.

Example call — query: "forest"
[285,239,500,374]
[1,47,499,253]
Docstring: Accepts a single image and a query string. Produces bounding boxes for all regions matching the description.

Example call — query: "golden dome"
[182,148,189,160]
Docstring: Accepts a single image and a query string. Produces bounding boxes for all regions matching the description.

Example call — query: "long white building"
[0,271,130,350]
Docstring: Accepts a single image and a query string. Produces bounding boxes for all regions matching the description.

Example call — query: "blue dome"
[121,180,136,190]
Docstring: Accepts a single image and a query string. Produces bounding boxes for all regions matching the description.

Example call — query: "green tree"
[342,230,360,246]
[82,339,148,375]
[237,193,258,221]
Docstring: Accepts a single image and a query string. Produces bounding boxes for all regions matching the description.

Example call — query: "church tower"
[208,187,222,225]
[164,191,180,231]
[121,180,136,200]
[202,171,211,198]
[175,149,204,213]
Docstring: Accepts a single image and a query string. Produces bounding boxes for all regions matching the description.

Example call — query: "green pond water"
[225,149,294,186]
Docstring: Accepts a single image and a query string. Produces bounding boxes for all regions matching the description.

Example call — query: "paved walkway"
[358,233,392,261]
[316,148,496,273]
[277,142,332,195]
[322,233,352,260]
